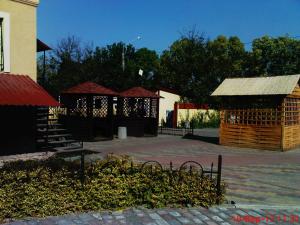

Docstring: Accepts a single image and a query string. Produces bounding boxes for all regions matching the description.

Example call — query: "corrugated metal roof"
[62,82,118,96]
[211,74,300,96]
[37,39,52,52]
[0,73,60,106]
[120,87,160,98]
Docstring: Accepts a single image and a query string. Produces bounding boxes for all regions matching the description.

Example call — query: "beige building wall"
[157,90,180,124]
[0,0,39,80]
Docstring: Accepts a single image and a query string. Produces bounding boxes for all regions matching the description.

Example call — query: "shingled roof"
[62,82,118,96]
[120,87,160,98]
[211,74,300,96]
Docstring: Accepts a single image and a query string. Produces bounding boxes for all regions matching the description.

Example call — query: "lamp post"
[122,36,141,72]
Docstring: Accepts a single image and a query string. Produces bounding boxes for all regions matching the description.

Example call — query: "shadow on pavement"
[183,133,220,145]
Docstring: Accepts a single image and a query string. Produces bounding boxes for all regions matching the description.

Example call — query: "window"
[0,12,10,73]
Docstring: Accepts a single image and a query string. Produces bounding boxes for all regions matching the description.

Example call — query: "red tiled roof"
[0,73,60,107]
[120,87,160,98]
[62,81,118,96]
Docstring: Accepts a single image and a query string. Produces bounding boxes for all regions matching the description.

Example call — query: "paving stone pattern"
[4,207,300,225]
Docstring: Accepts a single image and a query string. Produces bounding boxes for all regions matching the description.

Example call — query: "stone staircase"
[36,107,83,152]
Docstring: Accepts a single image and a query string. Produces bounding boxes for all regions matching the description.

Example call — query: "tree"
[159,31,208,103]
[159,33,246,104]
[246,36,300,76]
[206,36,246,95]
[38,36,160,96]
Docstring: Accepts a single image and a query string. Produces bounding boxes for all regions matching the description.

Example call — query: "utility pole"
[122,36,141,72]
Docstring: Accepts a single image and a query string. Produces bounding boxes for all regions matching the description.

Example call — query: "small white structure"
[118,126,127,139]
[155,88,180,125]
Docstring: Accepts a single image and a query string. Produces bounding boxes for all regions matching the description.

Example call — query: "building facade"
[0,0,39,80]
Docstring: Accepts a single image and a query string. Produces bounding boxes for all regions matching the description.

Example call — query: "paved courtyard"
[1,129,300,224]
[82,129,300,207]
[4,207,300,225]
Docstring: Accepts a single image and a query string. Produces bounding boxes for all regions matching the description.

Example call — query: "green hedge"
[0,155,226,222]
[179,111,220,129]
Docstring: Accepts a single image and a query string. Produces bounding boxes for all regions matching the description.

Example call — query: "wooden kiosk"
[59,82,118,140]
[116,87,160,137]
[211,74,300,151]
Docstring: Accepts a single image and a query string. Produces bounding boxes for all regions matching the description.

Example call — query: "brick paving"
[82,132,300,206]
[1,131,300,206]
[4,207,300,225]
[1,129,300,224]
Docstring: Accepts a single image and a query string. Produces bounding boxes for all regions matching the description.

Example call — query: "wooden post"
[155,98,160,136]
[281,98,286,151]
[173,102,179,128]
[86,95,93,118]
[108,96,114,139]
[80,150,85,186]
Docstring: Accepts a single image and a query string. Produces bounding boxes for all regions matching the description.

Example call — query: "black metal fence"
[139,155,223,204]
[158,126,194,136]
[65,151,223,203]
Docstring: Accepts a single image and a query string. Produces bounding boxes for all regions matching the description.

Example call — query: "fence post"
[216,155,222,204]
[169,161,173,185]
[191,122,194,135]
[80,150,85,186]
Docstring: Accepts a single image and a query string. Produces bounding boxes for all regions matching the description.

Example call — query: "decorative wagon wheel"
[141,160,163,174]
[178,161,204,181]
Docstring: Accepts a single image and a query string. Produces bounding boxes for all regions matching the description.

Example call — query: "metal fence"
[139,155,223,204]
[158,126,194,136]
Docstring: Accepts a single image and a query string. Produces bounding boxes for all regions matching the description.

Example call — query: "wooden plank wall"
[220,123,282,150]
[282,125,300,150]
[287,86,300,98]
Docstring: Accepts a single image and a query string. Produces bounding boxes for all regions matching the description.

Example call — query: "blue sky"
[37,0,300,53]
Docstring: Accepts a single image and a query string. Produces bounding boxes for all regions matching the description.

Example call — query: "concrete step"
[45,128,67,133]
[48,139,78,145]
[47,134,72,139]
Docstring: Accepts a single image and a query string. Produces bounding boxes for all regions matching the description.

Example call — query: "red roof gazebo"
[59,82,118,140]
[117,87,160,137]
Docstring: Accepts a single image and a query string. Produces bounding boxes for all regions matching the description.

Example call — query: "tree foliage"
[38,34,300,103]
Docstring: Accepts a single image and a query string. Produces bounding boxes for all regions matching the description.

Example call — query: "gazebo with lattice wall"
[211,74,300,151]
[59,82,118,140]
[116,87,160,137]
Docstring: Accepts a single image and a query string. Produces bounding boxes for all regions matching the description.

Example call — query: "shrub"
[0,155,226,222]
[190,111,220,128]
[178,110,220,129]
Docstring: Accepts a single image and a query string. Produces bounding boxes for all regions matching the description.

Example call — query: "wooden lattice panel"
[68,97,88,117]
[150,98,158,118]
[144,98,151,117]
[284,98,300,126]
[120,98,152,118]
[93,96,108,118]
[222,108,282,126]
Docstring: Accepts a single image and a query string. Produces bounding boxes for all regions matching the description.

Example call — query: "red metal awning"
[120,87,160,98]
[62,81,118,96]
[0,73,60,106]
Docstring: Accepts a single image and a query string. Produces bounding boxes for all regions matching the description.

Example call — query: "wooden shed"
[211,74,300,151]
